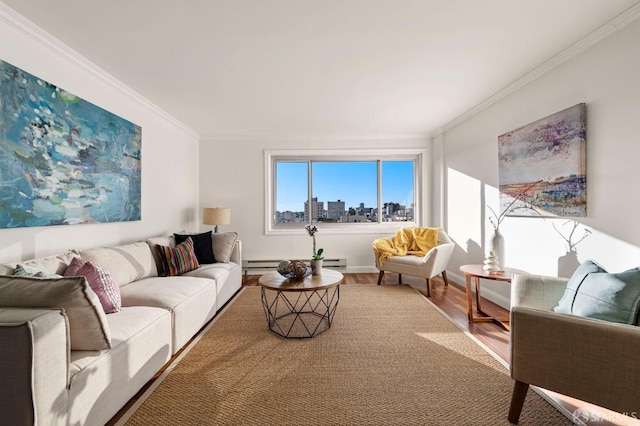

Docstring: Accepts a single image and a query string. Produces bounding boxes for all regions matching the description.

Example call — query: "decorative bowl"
[277,259,311,280]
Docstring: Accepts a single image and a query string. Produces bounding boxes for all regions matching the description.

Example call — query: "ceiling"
[2,0,639,138]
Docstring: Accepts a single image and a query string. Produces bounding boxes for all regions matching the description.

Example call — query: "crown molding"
[0,3,200,140]
[201,133,429,142]
[432,2,640,138]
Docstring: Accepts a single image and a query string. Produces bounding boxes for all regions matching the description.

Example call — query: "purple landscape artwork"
[498,103,586,217]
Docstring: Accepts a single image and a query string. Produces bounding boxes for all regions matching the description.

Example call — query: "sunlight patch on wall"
[447,168,481,253]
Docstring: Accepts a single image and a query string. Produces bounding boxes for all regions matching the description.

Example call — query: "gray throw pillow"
[554,260,640,325]
[0,275,112,350]
[211,232,238,263]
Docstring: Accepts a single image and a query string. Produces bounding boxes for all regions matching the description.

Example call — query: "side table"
[459,264,526,331]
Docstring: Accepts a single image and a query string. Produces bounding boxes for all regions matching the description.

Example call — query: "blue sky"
[276,161,414,212]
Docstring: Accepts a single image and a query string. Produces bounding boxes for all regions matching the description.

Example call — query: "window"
[265,149,425,234]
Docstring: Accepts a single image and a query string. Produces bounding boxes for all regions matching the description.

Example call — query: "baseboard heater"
[243,258,347,271]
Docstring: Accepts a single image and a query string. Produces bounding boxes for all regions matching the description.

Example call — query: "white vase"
[310,258,323,275]
[488,228,505,271]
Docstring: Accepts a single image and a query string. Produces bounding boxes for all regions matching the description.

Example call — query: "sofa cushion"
[554,260,640,325]
[380,254,426,276]
[182,262,234,281]
[69,306,170,379]
[156,237,200,276]
[65,257,122,314]
[0,275,111,350]
[67,305,172,425]
[0,250,78,276]
[175,231,215,264]
[119,275,217,353]
[212,232,238,263]
[78,242,157,287]
[120,276,213,310]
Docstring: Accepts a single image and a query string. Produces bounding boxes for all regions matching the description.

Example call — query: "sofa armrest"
[510,306,640,415]
[230,239,241,265]
[0,308,70,425]
[510,273,568,311]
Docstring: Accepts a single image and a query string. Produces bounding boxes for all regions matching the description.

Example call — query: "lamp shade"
[203,208,231,226]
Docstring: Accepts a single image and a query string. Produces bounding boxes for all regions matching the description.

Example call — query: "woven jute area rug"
[124,285,570,425]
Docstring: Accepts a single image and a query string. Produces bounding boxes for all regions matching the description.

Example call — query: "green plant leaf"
[313,248,324,259]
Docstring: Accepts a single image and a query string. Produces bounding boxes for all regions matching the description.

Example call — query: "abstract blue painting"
[0,60,141,229]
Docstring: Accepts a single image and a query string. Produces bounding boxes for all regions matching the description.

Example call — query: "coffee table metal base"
[261,286,340,338]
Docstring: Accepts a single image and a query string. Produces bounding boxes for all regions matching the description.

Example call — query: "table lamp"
[203,207,230,233]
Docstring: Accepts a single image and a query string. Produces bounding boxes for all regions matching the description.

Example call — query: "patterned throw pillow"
[156,237,200,276]
[64,257,122,314]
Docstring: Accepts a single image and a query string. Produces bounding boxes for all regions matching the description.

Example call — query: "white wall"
[438,17,640,305]
[0,8,200,263]
[199,136,430,271]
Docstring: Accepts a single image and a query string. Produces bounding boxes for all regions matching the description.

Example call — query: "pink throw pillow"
[65,257,121,314]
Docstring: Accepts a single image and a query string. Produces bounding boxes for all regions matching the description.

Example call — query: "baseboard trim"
[245,267,513,309]
[244,265,378,275]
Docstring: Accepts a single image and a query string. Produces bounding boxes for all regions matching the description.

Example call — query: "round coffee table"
[258,269,343,338]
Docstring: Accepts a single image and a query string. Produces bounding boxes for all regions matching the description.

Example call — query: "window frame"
[264,148,426,235]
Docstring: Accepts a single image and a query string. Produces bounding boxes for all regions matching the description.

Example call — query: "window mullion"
[273,158,277,226]
[377,160,382,224]
[308,160,313,224]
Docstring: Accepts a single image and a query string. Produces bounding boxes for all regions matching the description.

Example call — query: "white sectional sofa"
[0,232,242,426]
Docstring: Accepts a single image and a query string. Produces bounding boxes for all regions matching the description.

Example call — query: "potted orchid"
[305,224,324,274]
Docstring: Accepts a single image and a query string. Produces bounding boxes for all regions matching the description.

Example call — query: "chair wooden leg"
[508,380,529,424]
[442,271,449,286]
[398,274,402,285]
[377,271,384,285]
[425,278,431,297]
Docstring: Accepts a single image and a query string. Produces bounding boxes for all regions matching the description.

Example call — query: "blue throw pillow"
[554,260,640,325]
[14,264,63,279]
